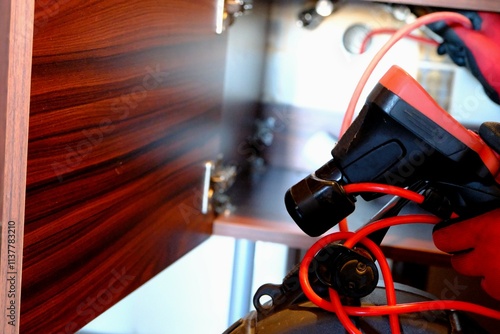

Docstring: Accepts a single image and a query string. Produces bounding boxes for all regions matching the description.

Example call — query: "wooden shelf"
[214,166,451,266]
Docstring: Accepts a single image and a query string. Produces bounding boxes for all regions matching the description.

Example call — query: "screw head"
[356,262,367,274]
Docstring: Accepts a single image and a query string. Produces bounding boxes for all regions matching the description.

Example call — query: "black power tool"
[285,65,500,237]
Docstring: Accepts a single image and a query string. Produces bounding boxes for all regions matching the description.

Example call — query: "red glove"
[428,11,500,104]
[433,208,500,300]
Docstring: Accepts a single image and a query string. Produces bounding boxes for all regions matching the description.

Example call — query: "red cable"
[338,183,425,231]
[297,11,500,333]
[343,183,425,204]
[343,300,500,319]
[299,231,401,333]
[339,12,472,137]
[299,215,500,332]
[343,214,440,249]
[360,28,439,54]
[329,288,362,334]
[343,182,459,220]
[338,218,349,232]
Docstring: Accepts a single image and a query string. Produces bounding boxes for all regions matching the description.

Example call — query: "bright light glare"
[316,0,334,17]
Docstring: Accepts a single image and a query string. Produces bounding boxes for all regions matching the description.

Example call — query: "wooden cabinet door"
[21,1,227,332]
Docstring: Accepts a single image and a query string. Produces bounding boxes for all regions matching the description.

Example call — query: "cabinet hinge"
[202,157,237,215]
[216,0,253,34]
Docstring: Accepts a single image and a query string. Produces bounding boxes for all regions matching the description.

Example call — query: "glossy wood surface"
[0,1,34,334]
[22,0,226,332]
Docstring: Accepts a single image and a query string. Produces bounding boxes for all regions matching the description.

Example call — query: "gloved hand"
[433,208,500,300]
[427,11,500,104]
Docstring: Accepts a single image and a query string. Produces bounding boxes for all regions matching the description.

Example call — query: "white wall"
[79,236,289,334]
[263,1,500,126]
[449,67,500,125]
[262,1,420,119]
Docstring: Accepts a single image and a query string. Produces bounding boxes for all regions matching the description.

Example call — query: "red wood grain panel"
[22,0,226,332]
